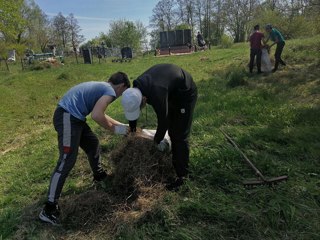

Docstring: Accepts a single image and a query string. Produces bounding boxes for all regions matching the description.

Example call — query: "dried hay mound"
[109,135,175,196]
[14,135,175,238]
[61,190,114,230]
[59,135,174,232]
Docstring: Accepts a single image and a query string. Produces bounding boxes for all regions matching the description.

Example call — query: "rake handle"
[220,129,266,181]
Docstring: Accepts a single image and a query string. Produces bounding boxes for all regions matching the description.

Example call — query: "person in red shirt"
[249,25,265,74]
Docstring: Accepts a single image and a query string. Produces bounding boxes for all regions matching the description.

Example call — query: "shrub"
[57,72,70,80]
[29,62,51,71]
[219,34,234,49]
[226,66,248,88]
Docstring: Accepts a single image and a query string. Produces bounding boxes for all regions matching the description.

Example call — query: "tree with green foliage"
[0,0,26,42]
[67,13,84,63]
[22,0,50,52]
[150,0,177,31]
[0,0,27,71]
[108,19,147,51]
[51,12,70,49]
[224,0,260,43]
[81,33,112,49]
[1,0,51,53]
[153,0,320,45]
[149,29,160,49]
[176,0,195,35]
[211,0,226,45]
[99,33,112,48]
[250,7,315,40]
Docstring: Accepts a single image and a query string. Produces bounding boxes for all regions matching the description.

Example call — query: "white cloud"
[45,12,111,21]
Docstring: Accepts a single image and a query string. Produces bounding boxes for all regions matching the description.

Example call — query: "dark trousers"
[274,41,286,70]
[168,83,198,178]
[249,48,262,73]
[47,107,104,203]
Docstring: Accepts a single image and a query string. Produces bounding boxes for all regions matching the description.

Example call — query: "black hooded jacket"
[133,64,196,144]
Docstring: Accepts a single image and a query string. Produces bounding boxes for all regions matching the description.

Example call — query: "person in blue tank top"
[264,24,286,72]
[39,72,130,226]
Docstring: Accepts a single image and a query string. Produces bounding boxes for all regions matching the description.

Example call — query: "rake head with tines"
[220,128,288,187]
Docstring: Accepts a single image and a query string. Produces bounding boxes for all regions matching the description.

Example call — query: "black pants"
[47,107,105,203]
[249,48,262,73]
[168,83,198,178]
[274,41,286,70]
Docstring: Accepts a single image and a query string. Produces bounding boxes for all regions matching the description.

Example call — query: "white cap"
[121,88,142,121]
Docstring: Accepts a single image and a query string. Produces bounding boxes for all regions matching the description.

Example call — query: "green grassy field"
[1,36,320,239]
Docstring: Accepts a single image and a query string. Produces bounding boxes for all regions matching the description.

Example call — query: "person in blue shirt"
[39,72,130,226]
[264,24,286,72]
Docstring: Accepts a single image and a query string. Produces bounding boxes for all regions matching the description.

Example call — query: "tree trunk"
[74,50,78,64]
[5,59,10,72]
[21,58,24,70]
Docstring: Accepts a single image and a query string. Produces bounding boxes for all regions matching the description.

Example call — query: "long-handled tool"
[220,128,288,187]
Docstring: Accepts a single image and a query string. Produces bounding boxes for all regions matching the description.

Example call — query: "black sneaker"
[93,171,108,182]
[39,202,61,225]
[93,172,114,190]
[165,177,184,192]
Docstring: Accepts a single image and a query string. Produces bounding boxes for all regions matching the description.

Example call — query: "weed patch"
[57,72,70,80]
[29,62,52,71]
[226,66,249,88]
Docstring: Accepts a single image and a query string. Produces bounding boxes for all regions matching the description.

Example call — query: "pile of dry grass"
[109,135,174,195]
[14,135,174,238]
[60,135,175,233]
[63,136,174,229]
[61,190,114,230]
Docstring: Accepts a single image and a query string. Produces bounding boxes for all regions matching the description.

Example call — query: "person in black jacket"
[121,64,198,190]
[197,31,206,47]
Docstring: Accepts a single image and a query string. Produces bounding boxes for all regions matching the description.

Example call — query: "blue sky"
[34,0,159,41]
